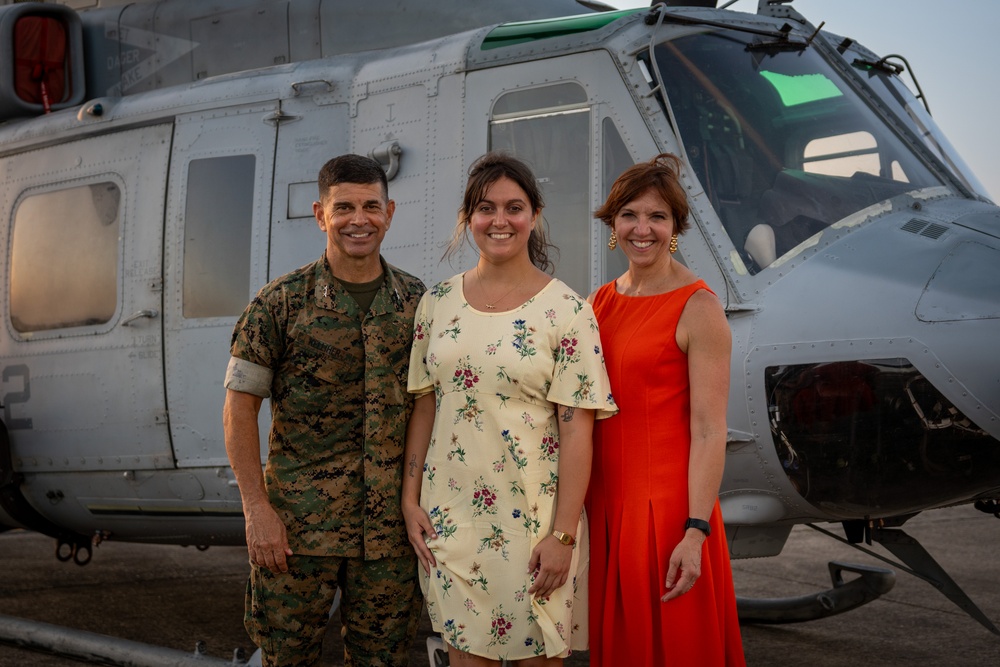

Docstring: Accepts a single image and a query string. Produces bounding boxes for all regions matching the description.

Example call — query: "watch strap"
[684,517,711,537]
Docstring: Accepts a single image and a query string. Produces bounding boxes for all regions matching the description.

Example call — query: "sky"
[608,0,1000,200]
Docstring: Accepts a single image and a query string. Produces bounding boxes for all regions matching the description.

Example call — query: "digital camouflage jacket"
[229,256,425,559]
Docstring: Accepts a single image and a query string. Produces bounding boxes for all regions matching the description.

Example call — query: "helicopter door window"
[182,155,255,319]
[601,117,632,284]
[10,182,121,332]
[489,83,591,296]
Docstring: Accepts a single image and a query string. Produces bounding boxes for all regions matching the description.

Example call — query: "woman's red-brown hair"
[594,152,690,235]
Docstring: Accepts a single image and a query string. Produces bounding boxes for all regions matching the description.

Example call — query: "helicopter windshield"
[852,61,990,200]
[653,31,946,274]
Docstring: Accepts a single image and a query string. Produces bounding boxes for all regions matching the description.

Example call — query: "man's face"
[313,181,395,264]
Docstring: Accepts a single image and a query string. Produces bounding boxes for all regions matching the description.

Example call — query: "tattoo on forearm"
[561,406,575,422]
[408,454,417,478]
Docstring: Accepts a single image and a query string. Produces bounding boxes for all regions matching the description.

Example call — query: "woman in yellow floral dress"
[402,153,615,666]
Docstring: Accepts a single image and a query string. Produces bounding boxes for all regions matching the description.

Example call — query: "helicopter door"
[0,124,174,472]
[463,51,660,296]
[267,93,349,278]
[163,103,276,468]
[465,50,729,299]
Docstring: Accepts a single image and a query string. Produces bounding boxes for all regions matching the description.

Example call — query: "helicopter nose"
[747,209,1000,519]
[916,239,1000,323]
[915,237,1000,432]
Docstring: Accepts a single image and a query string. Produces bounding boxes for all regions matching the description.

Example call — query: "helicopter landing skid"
[737,561,896,624]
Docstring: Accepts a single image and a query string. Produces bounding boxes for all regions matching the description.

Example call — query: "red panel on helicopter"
[13,16,70,110]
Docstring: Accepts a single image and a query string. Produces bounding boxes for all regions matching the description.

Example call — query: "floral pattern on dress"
[471,476,499,517]
[407,275,616,660]
[429,505,457,540]
[488,606,515,647]
[477,523,510,560]
[440,315,462,341]
[511,319,537,359]
[447,434,467,464]
[552,330,581,376]
[502,430,528,471]
[467,563,489,593]
[443,618,467,651]
[538,429,559,463]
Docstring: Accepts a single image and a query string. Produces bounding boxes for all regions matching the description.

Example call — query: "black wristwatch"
[684,517,711,537]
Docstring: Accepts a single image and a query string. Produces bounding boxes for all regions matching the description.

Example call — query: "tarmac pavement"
[0,504,997,666]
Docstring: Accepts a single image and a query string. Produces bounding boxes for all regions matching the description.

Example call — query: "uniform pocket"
[288,331,360,386]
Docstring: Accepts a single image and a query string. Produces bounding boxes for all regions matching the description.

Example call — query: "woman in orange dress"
[587,153,745,666]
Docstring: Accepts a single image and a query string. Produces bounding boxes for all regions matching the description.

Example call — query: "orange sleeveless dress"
[588,280,745,666]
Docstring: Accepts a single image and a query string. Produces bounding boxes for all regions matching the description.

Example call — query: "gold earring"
[608,229,618,251]
[669,234,678,254]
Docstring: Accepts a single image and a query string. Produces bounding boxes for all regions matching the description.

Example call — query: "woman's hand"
[402,499,437,574]
[527,534,573,598]
[662,531,704,601]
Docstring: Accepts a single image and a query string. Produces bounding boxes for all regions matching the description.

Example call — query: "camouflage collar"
[313,256,407,317]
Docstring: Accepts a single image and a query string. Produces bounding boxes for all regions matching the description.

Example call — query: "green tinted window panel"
[481,9,643,51]
[760,70,842,107]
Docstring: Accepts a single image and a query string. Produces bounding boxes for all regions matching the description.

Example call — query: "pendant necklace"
[477,265,522,310]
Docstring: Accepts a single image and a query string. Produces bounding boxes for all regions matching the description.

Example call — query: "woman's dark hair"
[594,152,690,235]
[445,152,556,273]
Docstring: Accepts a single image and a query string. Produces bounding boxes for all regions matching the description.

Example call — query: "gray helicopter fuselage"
[0,0,996,565]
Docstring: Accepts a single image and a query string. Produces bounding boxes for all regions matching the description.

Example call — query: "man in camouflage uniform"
[223,154,425,666]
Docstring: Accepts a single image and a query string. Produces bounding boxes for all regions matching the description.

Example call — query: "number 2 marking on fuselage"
[2,365,32,430]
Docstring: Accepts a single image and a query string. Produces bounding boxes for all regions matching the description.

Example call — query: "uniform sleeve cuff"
[224,357,273,398]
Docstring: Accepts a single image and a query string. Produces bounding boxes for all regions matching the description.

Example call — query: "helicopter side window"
[182,155,255,319]
[489,82,591,296]
[10,182,121,332]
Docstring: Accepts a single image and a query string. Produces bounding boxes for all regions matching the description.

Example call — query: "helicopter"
[0,0,998,652]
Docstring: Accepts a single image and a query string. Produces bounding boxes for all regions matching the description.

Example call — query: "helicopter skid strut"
[742,523,1000,636]
[737,560,896,624]
[0,613,243,666]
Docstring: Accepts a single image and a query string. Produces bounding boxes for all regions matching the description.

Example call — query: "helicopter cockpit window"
[489,83,591,296]
[653,31,945,274]
[10,182,121,332]
[182,155,255,318]
[852,61,990,199]
[803,131,883,178]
